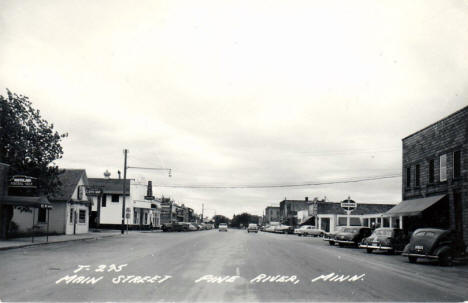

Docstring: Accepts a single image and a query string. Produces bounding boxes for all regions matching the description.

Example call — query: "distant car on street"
[294,225,314,236]
[218,223,228,232]
[247,223,258,233]
[162,222,185,232]
[334,226,372,247]
[303,228,326,237]
[359,228,408,254]
[402,228,466,266]
[323,226,346,245]
[274,224,294,234]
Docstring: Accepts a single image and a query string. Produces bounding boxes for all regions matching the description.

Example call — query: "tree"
[212,215,230,227]
[231,212,260,228]
[0,89,67,239]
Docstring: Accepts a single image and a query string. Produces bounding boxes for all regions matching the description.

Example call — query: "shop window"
[338,217,347,226]
[349,217,361,226]
[102,195,107,207]
[428,159,435,183]
[453,151,461,178]
[440,154,447,182]
[383,217,390,227]
[111,194,119,203]
[406,166,411,188]
[70,208,74,223]
[38,208,47,223]
[79,210,86,223]
[363,218,369,227]
[415,164,420,186]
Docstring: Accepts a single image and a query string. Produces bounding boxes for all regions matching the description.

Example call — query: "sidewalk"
[0,229,123,251]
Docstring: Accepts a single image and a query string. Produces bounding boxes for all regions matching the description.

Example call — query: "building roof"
[317,202,396,215]
[88,178,130,195]
[49,169,87,202]
[402,105,468,141]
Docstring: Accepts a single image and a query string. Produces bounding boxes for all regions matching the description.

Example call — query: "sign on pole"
[341,196,357,227]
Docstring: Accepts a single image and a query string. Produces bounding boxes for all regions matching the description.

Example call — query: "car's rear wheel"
[366,248,373,254]
[439,253,453,266]
[329,241,334,246]
[408,256,417,263]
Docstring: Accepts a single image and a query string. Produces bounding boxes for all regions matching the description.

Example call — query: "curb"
[0,233,121,251]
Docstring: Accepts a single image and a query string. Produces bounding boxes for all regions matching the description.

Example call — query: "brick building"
[264,206,280,223]
[279,198,309,225]
[388,106,467,244]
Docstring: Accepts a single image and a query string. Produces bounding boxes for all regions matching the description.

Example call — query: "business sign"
[86,187,102,196]
[341,198,357,213]
[8,175,37,188]
[144,181,154,200]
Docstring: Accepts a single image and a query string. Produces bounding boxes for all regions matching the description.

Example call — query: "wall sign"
[8,175,37,188]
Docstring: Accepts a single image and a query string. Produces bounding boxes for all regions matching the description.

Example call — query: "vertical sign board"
[341,198,357,226]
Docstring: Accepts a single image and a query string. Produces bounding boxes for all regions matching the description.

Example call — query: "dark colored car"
[359,228,408,254]
[402,228,466,266]
[161,222,185,232]
[334,227,372,247]
[323,226,346,245]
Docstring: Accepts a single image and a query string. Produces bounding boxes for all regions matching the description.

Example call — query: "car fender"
[403,243,410,254]
[434,245,452,257]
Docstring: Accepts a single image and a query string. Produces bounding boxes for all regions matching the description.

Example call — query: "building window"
[429,159,435,184]
[102,194,107,207]
[453,150,461,178]
[338,217,347,226]
[406,166,411,188]
[70,209,74,223]
[111,194,119,203]
[440,154,447,182]
[38,208,47,223]
[79,210,86,223]
[415,164,420,186]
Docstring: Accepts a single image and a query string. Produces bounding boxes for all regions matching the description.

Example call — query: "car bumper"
[359,244,393,250]
[402,252,438,259]
[335,239,355,244]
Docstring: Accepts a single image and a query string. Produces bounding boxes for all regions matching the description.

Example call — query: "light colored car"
[303,228,326,237]
[247,223,258,233]
[294,225,314,236]
[218,223,228,232]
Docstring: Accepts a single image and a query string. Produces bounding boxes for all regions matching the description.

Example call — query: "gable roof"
[88,178,130,195]
[49,169,87,202]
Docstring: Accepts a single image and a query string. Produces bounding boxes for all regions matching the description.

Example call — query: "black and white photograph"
[0,0,467,302]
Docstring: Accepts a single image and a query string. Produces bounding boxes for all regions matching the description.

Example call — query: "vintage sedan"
[303,228,326,237]
[294,225,314,236]
[323,226,347,245]
[402,228,466,266]
[359,228,407,254]
[334,227,372,247]
[274,224,294,234]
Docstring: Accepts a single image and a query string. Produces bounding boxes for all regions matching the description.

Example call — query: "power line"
[155,174,401,189]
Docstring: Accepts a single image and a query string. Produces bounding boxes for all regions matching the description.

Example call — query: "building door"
[454,192,464,240]
[321,218,330,232]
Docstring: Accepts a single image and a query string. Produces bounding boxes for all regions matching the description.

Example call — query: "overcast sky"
[1,0,467,218]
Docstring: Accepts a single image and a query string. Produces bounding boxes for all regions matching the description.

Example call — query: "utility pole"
[202,203,204,223]
[121,149,128,234]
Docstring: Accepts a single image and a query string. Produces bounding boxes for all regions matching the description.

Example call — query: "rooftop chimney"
[118,170,121,179]
[305,196,308,202]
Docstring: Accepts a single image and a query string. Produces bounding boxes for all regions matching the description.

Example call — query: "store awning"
[0,195,52,208]
[385,194,446,216]
[300,216,316,226]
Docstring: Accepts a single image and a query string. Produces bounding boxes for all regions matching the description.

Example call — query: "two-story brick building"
[279,198,309,225]
[387,106,467,244]
[264,206,280,224]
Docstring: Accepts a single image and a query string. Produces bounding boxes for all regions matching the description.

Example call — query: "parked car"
[323,226,347,245]
[265,225,276,233]
[247,223,258,233]
[402,228,466,266]
[359,228,408,254]
[162,222,185,232]
[218,223,228,232]
[303,228,326,237]
[334,226,372,247]
[294,225,314,236]
[274,224,294,234]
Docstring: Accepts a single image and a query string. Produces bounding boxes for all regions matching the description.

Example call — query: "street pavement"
[0,229,467,302]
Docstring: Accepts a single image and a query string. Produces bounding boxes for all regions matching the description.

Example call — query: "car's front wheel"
[366,248,373,254]
[408,256,417,263]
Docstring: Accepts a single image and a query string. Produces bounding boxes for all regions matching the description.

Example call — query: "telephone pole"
[121,149,128,234]
[202,203,204,223]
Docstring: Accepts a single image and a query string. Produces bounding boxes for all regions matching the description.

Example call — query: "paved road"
[0,229,467,302]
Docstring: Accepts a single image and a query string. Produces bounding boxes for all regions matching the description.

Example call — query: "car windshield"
[372,229,393,236]
[219,224,227,227]
[414,231,436,238]
[343,228,358,233]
